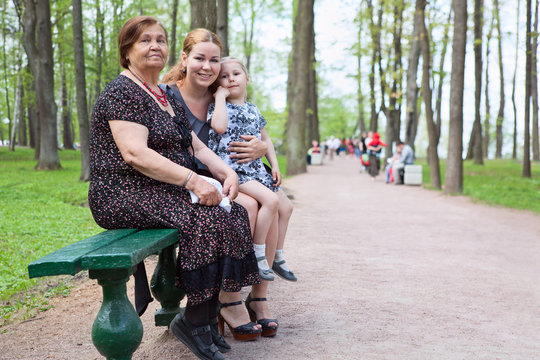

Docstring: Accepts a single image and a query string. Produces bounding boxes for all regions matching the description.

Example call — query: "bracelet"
[183,170,194,187]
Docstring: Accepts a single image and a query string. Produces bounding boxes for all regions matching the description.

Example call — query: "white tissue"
[188,175,232,213]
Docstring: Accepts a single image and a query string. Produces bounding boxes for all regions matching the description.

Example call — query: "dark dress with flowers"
[88,75,259,305]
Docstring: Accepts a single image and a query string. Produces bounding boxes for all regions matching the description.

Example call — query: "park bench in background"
[404,164,423,185]
[28,228,184,360]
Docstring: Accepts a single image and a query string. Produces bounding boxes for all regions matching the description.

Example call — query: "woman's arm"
[209,86,230,134]
[191,132,239,200]
[109,120,223,205]
[261,128,282,187]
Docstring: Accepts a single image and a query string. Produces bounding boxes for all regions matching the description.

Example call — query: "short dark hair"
[397,140,405,146]
[118,16,168,69]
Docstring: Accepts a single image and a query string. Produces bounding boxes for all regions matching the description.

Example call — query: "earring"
[182,68,187,74]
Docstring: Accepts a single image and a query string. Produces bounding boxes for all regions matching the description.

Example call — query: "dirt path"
[2,156,540,360]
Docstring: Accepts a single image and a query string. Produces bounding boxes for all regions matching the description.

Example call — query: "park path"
[2,155,540,359]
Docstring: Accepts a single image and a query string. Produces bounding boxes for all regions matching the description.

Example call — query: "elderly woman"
[161,28,288,339]
[88,16,261,360]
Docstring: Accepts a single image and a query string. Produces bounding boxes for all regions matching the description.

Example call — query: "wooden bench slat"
[28,229,139,278]
[81,228,179,270]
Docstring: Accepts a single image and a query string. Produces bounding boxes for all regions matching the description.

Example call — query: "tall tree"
[512,0,521,159]
[418,0,441,189]
[217,0,229,56]
[366,0,379,132]
[445,0,468,194]
[435,10,453,145]
[286,0,314,175]
[190,0,217,31]
[306,23,319,146]
[355,6,366,134]
[532,0,540,161]
[523,0,532,177]
[72,0,90,181]
[17,0,60,169]
[483,14,494,158]
[466,0,484,164]
[405,0,422,148]
[168,0,179,67]
[494,0,505,158]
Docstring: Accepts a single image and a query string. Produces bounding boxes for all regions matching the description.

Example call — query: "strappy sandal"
[169,312,225,360]
[218,301,262,341]
[245,293,279,337]
[209,317,231,353]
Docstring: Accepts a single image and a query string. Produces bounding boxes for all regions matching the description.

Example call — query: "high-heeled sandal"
[209,317,231,353]
[245,293,279,337]
[218,301,262,341]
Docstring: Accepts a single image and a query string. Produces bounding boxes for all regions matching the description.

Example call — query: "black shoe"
[272,259,297,282]
[245,293,279,337]
[218,301,262,341]
[169,313,225,360]
[209,317,231,353]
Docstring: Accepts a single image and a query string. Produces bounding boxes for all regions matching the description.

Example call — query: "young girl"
[207,57,296,282]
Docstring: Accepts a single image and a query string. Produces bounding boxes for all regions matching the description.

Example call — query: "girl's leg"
[239,181,279,279]
[273,190,296,281]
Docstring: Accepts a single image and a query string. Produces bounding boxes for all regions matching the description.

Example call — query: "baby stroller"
[360,152,370,172]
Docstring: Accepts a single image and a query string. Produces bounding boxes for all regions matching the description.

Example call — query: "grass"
[417,158,540,213]
[0,147,101,326]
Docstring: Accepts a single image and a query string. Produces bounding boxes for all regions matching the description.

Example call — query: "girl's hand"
[185,173,222,206]
[214,86,230,100]
[221,171,239,201]
[271,167,282,187]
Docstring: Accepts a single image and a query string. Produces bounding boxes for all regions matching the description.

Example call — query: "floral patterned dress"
[207,102,279,192]
[89,75,259,305]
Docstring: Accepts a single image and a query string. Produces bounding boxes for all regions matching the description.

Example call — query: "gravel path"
[1,155,540,360]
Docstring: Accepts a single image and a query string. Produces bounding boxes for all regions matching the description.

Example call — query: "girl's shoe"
[209,317,231,353]
[169,313,225,360]
[245,293,279,337]
[272,259,297,282]
[256,256,275,281]
[218,301,262,341]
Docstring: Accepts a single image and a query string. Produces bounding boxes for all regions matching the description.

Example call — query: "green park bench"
[28,228,184,360]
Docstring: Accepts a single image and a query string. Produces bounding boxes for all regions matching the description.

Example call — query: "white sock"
[274,249,291,272]
[254,244,270,270]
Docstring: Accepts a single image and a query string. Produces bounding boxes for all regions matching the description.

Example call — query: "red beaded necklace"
[129,69,169,107]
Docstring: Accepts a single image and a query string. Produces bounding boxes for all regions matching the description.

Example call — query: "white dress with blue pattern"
[207,102,279,192]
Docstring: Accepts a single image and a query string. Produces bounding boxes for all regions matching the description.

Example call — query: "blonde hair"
[162,28,222,84]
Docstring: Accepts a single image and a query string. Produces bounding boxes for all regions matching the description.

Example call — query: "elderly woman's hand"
[186,173,222,206]
[228,135,267,164]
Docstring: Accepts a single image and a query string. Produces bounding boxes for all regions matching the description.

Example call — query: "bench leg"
[91,273,143,360]
[151,244,185,326]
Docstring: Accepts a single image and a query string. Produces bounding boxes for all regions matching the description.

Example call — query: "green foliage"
[418,158,540,213]
[318,94,358,139]
[0,148,100,307]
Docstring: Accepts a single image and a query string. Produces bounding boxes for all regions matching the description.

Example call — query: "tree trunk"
[512,0,521,159]
[306,23,319,147]
[356,14,366,134]
[190,0,217,32]
[286,0,314,175]
[466,0,484,164]
[494,0,505,159]
[523,0,532,177]
[60,65,75,150]
[419,0,441,189]
[73,0,91,181]
[18,84,27,146]
[445,0,467,194]
[168,0,179,68]
[484,15,494,158]
[367,0,379,132]
[532,0,540,161]
[435,10,452,144]
[10,74,23,151]
[405,1,422,148]
[217,0,229,56]
[20,0,60,169]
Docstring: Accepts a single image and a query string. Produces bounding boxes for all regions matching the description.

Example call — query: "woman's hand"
[271,167,282,187]
[221,170,239,201]
[185,173,222,206]
[228,135,268,164]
